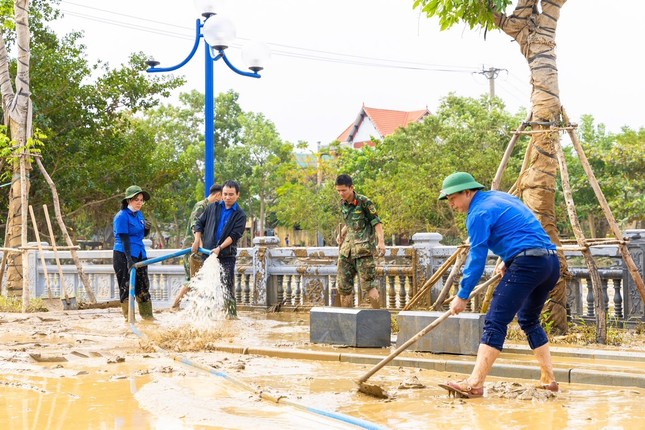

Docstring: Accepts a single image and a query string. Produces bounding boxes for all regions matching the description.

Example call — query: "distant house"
[337,105,430,148]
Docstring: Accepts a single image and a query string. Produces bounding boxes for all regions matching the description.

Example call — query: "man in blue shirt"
[438,172,560,398]
[193,180,247,318]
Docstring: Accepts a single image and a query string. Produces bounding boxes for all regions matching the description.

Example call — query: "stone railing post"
[252,236,280,307]
[623,229,645,320]
[411,232,443,300]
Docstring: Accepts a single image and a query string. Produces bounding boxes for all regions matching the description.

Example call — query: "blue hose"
[126,248,387,430]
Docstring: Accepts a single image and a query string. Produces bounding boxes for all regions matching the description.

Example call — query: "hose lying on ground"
[128,323,386,430]
[126,247,387,430]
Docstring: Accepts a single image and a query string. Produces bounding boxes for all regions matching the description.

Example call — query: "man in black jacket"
[192,180,247,318]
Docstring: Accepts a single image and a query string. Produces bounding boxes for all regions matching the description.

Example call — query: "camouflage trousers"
[182,252,204,282]
[336,254,377,295]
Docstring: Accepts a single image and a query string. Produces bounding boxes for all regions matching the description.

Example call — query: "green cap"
[122,185,150,203]
[438,172,484,200]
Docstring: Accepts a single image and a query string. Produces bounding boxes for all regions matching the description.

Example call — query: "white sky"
[49,0,644,148]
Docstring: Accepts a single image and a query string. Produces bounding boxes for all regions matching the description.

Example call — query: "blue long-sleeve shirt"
[458,190,556,299]
[113,208,147,259]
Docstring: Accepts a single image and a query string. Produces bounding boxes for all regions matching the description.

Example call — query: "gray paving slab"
[397,310,485,355]
[309,307,391,347]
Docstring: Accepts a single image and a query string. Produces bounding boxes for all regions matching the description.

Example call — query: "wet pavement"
[239,310,645,389]
[1,308,644,429]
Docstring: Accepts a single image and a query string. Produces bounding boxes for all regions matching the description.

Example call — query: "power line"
[59,1,481,74]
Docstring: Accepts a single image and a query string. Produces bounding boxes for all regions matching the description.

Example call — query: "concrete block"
[396,311,485,355]
[310,307,391,347]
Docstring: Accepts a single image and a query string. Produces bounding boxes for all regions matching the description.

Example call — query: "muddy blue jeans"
[482,254,560,351]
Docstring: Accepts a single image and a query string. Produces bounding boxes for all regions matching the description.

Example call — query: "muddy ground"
[1,305,644,429]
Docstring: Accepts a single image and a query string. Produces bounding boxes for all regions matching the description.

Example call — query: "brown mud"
[1,308,644,429]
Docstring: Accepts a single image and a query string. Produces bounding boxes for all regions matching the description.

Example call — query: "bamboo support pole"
[563,108,645,304]
[508,139,534,196]
[29,205,53,300]
[43,204,69,302]
[19,149,29,313]
[492,112,532,191]
[513,127,577,135]
[35,157,96,303]
[441,274,502,306]
[19,245,80,251]
[430,248,467,311]
[554,133,607,343]
[403,248,464,311]
[0,221,11,296]
[479,259,505,313]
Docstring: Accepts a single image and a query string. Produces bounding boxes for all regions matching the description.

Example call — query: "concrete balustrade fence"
[5,230,644,324]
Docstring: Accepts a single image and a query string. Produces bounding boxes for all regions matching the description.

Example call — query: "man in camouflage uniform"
[335,174,386,308]
[170,184,222,310]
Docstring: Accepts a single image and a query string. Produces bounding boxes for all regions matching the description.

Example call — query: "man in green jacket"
[335,174,386,308]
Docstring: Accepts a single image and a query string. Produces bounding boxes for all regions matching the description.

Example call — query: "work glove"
[144,220,152,230]
[127,258,135,272]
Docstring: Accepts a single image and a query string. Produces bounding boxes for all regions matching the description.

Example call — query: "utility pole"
[477,66,505,98]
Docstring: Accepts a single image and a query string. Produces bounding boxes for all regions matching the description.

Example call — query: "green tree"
[567,117,644,234]
[338,94,525,243]
[414,0,570,333]
[2,1,184,253]
[273,148,340,245]
[27,47,183,240]
[222,112,297,236]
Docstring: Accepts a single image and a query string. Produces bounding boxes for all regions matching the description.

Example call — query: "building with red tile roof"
[337,105,430,148]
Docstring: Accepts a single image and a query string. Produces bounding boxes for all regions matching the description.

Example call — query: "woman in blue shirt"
[438,172,560,398]
[113,185,153,320]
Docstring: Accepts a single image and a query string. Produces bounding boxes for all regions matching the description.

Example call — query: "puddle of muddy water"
[0,370,154,429]
[2,309,645,430]
[0,359,369,430]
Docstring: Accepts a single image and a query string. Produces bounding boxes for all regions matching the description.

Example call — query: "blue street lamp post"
[146,6,269,196]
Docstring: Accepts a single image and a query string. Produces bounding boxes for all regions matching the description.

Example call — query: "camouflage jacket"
[339,192,382,258]
[182,199,209,246]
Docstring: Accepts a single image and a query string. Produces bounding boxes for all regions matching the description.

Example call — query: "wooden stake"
[553,136,607,343]
[492,112,532,191]
[563,108,645,304]
[43,204,72,306]
[430,247,467,311]
[403,248,463,311]
[35,157,97,303]
[29,205,53,301]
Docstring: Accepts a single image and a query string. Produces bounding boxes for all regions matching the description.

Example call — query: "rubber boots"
[120,301,129,320]
[138,300,155,321]
[224,296,238,320]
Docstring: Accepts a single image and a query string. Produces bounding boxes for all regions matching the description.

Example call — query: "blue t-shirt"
[216,201,239,244]
[459,190,555,299]
[113,208,147,259]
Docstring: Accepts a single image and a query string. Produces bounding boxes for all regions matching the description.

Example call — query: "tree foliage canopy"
[413,0,514,30]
